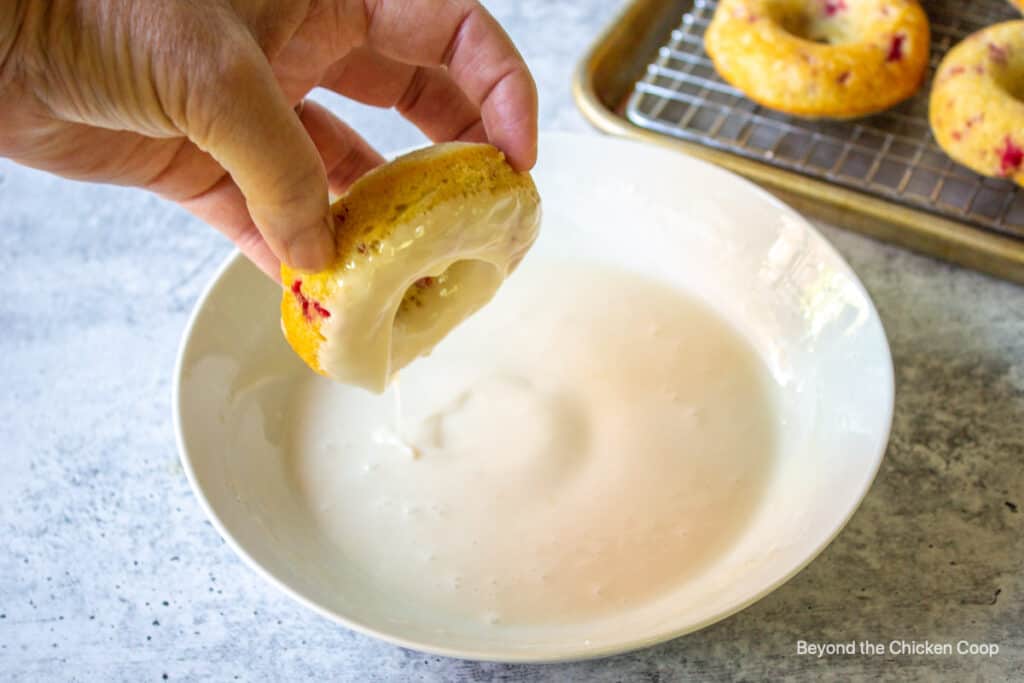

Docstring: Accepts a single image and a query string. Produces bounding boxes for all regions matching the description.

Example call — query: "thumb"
[184,40,334,272]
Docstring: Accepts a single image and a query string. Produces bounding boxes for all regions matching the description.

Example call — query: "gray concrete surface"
[1,1,1020,680]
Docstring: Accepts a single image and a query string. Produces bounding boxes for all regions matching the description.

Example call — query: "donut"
[705,0,931,118]
[280,143,541,392]
[930,21,1024,185]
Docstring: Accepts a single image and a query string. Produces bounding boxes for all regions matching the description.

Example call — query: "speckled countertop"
[1,1,1021,681]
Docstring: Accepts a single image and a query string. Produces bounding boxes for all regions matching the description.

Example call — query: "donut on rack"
[704,0,931,119]
[930,21,1024,186]
[280,142,541,393]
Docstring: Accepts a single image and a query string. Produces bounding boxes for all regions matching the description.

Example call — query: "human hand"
[0,0,538,278]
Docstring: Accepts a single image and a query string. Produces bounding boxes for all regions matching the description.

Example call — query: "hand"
[0,0,538,278]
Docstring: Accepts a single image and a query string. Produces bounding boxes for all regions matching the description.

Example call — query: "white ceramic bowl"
[174,132,893,662]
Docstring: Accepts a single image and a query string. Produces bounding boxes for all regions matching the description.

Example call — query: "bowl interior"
[175,132,893,661]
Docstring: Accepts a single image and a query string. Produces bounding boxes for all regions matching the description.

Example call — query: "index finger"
[361,0,538,170]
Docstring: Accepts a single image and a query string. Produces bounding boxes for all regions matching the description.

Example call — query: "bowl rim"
[172,131,895,663]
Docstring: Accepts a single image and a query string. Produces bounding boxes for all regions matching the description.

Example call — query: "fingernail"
[287,220,335,271]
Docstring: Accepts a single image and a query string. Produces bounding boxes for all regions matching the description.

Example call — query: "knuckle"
[395,67,430,115]
[183,45,266,146]
[327,144,372,191]
[252,161,326,219]
[441,3,478,67]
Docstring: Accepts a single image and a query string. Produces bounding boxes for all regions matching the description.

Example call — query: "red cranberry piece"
[823,0,847,16]
[886,34,906,63]
[999,137,1024,176]
[988,43,1009,65]
[290,279,330,321]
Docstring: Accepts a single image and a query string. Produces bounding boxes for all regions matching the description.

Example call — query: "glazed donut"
[930,21,1024,185]
[705,0,931,118]
[280,143,541,392]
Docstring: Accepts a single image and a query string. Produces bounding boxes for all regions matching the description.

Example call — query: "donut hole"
[993,66,1024,104]
[390,259,504,368]
[777,12,819,42]
[772,7,851,45]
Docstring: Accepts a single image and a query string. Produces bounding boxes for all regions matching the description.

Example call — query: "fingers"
[8,121,286,280]
[6,121,285,279]
[184,37,334,271]
[321,47,485,145]
[178,102,383,279]
[9,99,382,282]
[181,174,283,281]
[362,0,538,170]
[298,99,385,195]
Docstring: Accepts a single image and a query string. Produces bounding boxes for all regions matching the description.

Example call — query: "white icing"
[316,191,540,392]
[282,262,780,625]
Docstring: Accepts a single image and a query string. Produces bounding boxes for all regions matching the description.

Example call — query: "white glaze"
[241,262,779,625]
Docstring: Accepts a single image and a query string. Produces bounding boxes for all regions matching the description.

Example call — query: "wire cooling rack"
[626,0,1024,238]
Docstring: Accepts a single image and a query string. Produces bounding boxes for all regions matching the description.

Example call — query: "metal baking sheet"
[627,0,1024,238]
[573,0,1024,283]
